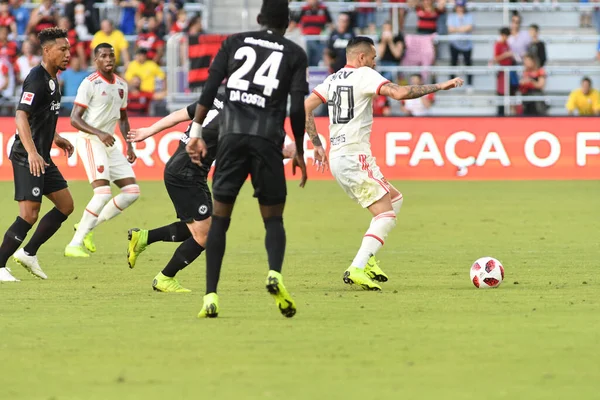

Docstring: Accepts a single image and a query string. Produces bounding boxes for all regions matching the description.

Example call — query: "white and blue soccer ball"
[470,257,504,288]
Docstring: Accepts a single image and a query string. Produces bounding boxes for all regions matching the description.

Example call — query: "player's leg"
[199,135,250,318]
[250,138,295,318]
[66,138,112,256]
[17,166,73,279]
[0,162,42,281]
[127,221,190,269]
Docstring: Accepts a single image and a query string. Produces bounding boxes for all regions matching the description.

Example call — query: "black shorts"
[164,172,212,222]
[12,161,68,202]
[212,134,286,205]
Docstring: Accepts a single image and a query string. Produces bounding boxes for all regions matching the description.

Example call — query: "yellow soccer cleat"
[152,272,191,293]
[127,228,148,269]
[74,223,96,253]
[265,270,297,318]
[198,293,219,318]
[364,256,389,283]
[343,267,382,291]
[64,245,90,258]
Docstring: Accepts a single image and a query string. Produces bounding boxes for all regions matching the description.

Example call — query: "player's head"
[39,27,70,71]
[257,0,290,34]
[94,42,116,74]
[409,73,423,86]
[346,36,376,69]
[581,76,592,94]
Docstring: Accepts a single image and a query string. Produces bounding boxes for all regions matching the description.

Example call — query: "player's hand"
[439,77,464,90]
[186,137,207,166]
[292,153,308,188]
[126,144,137,163]
[98,132,116,147]
[54,135,74,157]
[28,152,49,177]
[313,145,329,173]
[127,127,153,143]
[282,142,296,159]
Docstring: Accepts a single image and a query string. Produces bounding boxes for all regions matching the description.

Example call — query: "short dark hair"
[136,48,148,56]
[529,23,539,32]
[500,27,510,36]
[94,42,114,56]
[582,76,592,85]
[258,0,290,31]
[346,36,375,55]
[38,27,68,47]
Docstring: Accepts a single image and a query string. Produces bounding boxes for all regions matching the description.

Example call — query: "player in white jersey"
[305,37,463,290]
[64,43,140,258]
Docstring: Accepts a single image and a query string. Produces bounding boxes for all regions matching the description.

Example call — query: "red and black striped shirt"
[416,6,444,34]
[127,90,154,115]
[297,4,332,35]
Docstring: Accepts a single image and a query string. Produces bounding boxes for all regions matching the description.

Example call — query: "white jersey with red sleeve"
[74,72,128,139]
[312,66,389,158]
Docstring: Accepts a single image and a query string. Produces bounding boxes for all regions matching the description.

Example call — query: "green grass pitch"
[0,180,599,399]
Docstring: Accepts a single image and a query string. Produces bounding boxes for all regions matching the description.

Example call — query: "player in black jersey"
[126,93,296,292]
[0,28,74,282]
[186,0,309,318]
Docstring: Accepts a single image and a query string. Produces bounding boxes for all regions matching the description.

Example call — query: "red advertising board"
[0,117,599,181]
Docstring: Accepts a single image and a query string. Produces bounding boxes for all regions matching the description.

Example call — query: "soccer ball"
[470,257,504,288]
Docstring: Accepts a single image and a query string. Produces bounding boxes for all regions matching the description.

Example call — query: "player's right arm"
[305,92,329,173]
[16,78,48,177]
[127,107,190,142]
[70,79,115,147]
[379,78,463,101]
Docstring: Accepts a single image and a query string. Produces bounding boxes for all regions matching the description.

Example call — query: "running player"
[126,93,297,293]
[305,36,463,290]
[186,0,308,318]
[0,28,74,282]
[64,43,139,258]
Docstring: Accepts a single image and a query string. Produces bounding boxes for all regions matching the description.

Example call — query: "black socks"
[205,215,231,294]
[0,217,32,268]
[147,221,191,245]
[23,208,68,256]
[264,216,286,273]
[162,237,205,277]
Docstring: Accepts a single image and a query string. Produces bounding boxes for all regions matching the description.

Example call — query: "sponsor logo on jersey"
[199,205,208,215]
[118,89,124,99]
[243,37,284,51]
[20,92,34,105]
[50,101,61,111]
[49,80,56,93]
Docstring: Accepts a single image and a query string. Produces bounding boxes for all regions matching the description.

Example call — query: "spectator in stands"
[296,0,332,67]
[447,0,473,90]
[373,94,391,116]
[58,17,87,67]
[26,31,40,55]
[285,20,307,52]
[356,0,378,35]
[0,1,16,38]
[119,0,139,36]
[508,12,531,64]
[15,40,40,84]
[91,19,130,67]
[413,0,446,35]
[322,47,336,74]
[580,0,592,28]
[136,15,165,64]
[0,56,13,99]
[388,0,407,32]
[163,0,184,33]
[9,0,29,38]
[566,77,600,115]
[328,12,355,72]
[401,73,435,116]
[169,8,188,34]
[492,27,516,116]
[65,0,99,39]
[27,0,59,34]
[125,48,165,93]
[0,25,17,65]
[378,21,404,83]
[527,24,546,68]
[127,75,166,116]
[519,54,547,116]
[136,0,164,32]
[58,56,88,114]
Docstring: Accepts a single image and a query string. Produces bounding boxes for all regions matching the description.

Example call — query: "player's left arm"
[304,93,329,173]
[379,78,464,101]
[53,131,74,157]
[119,109,136,163]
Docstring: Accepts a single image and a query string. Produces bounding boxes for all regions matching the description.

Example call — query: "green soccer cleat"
[265,270,297,318]
[127,228,148,269]
[364,256,389,283]
[74,223,96,253]
[343,267,382,291]
[152,272,191,293]
[198,293,219,318]
[64,244,90,258]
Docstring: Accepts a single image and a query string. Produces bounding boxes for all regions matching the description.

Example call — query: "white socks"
[69,186,112,246]
[97,184,141,224]
[351,211,397,269]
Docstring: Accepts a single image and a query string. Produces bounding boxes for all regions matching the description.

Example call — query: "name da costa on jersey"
[228,36,285,109]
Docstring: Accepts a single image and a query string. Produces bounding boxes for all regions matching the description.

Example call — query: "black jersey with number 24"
[199,30,309,146]
[11,65,61,167]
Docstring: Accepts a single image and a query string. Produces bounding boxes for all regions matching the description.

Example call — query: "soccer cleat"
[127,228,148,269]
[265,270,297,318]
[13,248,48,280]
[152,272,192,293]
[0,267,19,282]
[198,293,219,318]
[74,223,96,253]
[64,245,90,258]
[364,256,389,283]
[343,267,381,291]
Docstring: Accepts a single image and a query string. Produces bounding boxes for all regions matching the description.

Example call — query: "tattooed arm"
[304,92,329,172]
[379,77,464,101]
[306,112,322,147]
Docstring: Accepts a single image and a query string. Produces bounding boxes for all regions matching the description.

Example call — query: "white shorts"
[330,153,390,208]
[76,137,135,183]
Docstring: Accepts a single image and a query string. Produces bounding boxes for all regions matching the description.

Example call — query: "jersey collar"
[344,64,357,69]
